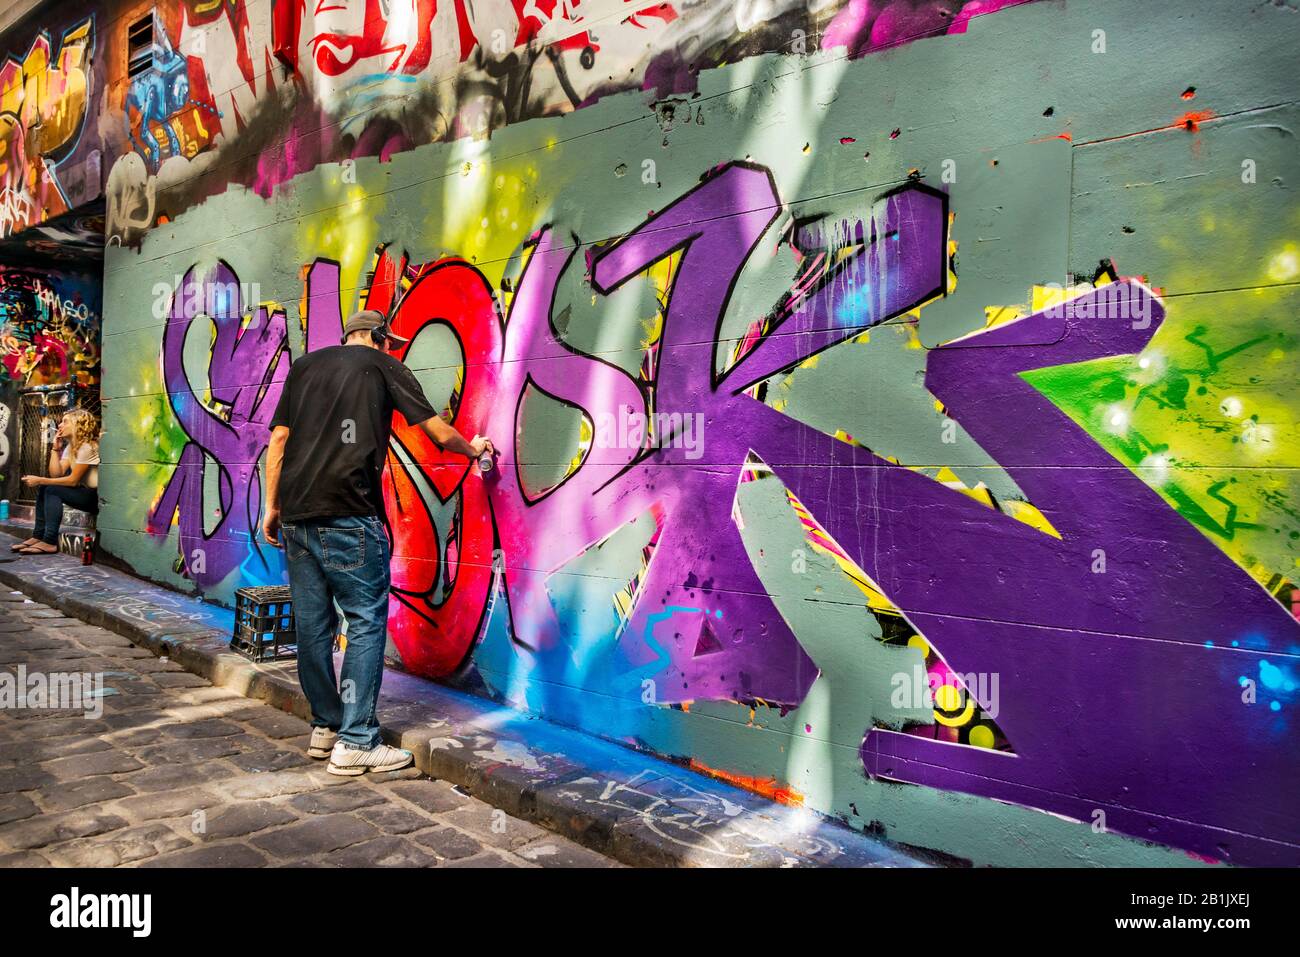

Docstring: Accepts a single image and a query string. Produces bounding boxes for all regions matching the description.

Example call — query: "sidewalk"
[0,532,926,867]
[0,591,618,867]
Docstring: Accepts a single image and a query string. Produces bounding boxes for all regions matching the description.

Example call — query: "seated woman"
[14,408,101,555]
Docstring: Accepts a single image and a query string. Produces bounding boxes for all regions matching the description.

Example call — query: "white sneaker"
[308,727,338,759]
[327,741,414,776]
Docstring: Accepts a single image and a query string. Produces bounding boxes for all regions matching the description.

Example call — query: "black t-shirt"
[269,345,436,522]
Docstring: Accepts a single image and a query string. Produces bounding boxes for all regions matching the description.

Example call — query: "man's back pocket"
[318,524,365,571]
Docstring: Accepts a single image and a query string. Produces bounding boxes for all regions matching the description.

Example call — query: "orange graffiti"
[1176,109,1216,132]
[0,18,93,236]
[131,102,217,165]
[688,759,806,807]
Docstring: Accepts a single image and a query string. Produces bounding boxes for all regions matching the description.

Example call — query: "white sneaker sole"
[308,733,338,759]
[326,754,413,776]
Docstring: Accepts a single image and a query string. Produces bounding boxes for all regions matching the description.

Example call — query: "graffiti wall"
[99,0,1300,866]
[0,263,102,499]
[0,3,104,237]
[0,264,100,389]
[101,0,1044,244]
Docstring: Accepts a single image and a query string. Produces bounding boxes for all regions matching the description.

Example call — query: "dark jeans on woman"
[33,484,99,545]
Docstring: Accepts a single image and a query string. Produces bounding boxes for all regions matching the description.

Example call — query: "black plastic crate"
[231,585,297,662]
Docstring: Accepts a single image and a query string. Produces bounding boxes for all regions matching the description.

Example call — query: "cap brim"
[384,332,410,346]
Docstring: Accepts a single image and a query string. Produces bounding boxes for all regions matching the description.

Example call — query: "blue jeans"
[34,484,98,545]
[281,515,391,749]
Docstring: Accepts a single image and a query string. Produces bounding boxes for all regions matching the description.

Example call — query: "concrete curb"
[0,537,927,868]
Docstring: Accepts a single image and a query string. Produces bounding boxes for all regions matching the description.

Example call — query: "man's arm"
[416,410,491,460]
[383,355,491,461]
[415,414,491,460]
[262,426,289,545]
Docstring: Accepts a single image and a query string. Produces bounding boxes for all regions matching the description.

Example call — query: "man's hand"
[262,507,282,547]
[263,427,288,547]
[470,435,495,458]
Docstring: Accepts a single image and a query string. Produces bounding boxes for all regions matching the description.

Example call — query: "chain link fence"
[14,385,100,505]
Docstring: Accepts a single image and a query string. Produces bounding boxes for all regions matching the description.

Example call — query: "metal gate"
[15,387,73,505]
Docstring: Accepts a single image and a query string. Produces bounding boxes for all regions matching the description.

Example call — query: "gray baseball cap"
[342,309,409,346]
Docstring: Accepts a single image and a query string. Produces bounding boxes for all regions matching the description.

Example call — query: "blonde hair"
[62,408,99,457]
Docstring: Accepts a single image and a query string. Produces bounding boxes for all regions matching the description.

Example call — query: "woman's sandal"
[17,544,57,555]
[10,540,37,552]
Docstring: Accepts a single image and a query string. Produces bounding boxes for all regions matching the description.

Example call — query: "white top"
[60,441,100,489]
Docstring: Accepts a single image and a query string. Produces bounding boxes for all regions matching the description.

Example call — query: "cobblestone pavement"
[0,588,621,868]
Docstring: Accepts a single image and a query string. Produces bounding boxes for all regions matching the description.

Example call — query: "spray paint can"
[474,436,495,474]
